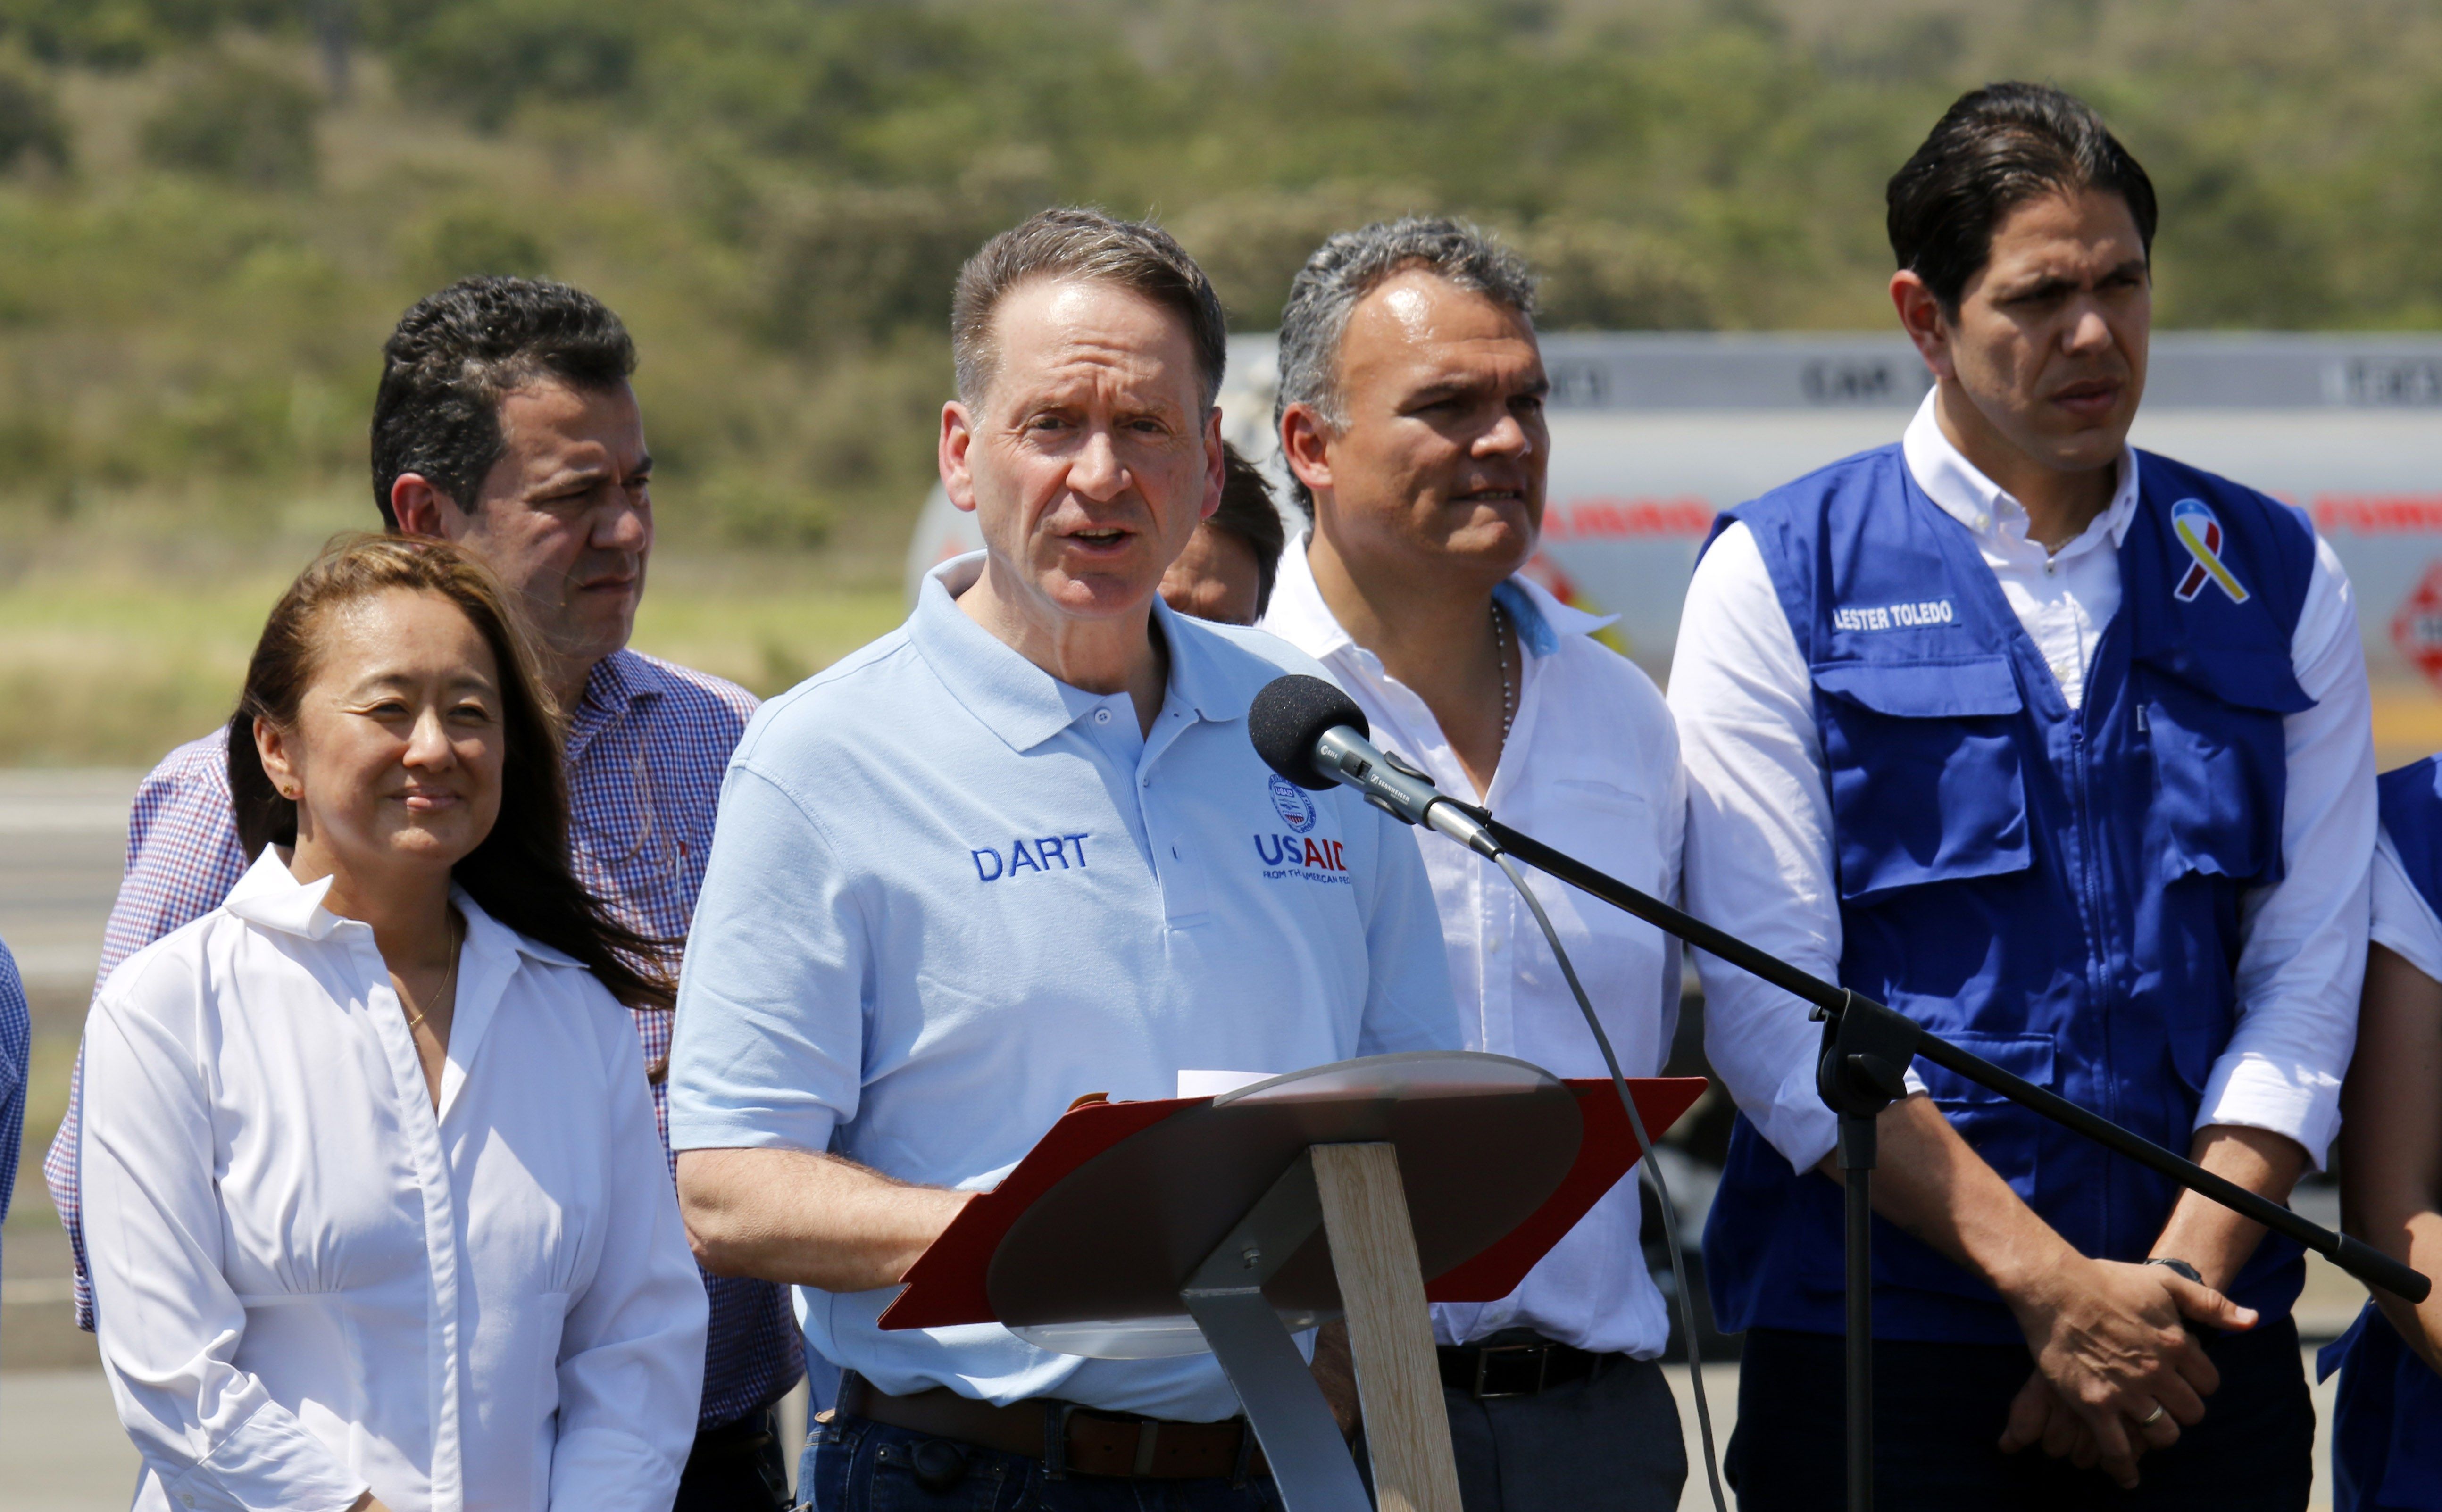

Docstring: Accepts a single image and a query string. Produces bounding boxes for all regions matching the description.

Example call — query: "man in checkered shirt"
[45,277,805,1511]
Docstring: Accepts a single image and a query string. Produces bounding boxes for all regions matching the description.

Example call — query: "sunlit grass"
[630,575,908,697]
[0,550,909,765]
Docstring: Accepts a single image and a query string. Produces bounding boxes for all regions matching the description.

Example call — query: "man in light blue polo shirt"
[667,208,1460,1512]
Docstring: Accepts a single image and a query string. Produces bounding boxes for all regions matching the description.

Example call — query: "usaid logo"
[1254,777,1349,884]
[1269,774,1317,834]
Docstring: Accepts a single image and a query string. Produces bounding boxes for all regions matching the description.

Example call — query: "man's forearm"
[676,1146,972,1292]
[1817,1093,2077,1305]
[2149,1124,2308,1292]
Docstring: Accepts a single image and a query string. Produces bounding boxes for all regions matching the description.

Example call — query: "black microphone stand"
[1441,804,2430,1512]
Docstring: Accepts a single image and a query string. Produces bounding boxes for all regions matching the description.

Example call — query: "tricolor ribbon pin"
[2171,498,2249,605]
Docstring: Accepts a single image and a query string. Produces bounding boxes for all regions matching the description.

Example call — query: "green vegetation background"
[5,0,2442,761]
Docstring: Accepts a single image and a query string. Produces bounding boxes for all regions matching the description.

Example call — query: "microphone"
[1247,673,1501,858]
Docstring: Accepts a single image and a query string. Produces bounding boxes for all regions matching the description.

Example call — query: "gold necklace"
[401,913,462,1032]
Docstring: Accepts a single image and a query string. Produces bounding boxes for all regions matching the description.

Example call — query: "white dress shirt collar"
[223,848,345,939]
[1265,532,1617,669]
[1900,388,2139,558]
[224,846,584,969]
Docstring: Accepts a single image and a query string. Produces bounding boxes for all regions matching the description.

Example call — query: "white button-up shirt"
[1671,390,2375,1174]
[1260,542,1686,1358]
[2373,827,2442,980]
[82,848,708,1512]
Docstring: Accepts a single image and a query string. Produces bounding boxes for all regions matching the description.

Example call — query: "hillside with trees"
[0,0,2436,567]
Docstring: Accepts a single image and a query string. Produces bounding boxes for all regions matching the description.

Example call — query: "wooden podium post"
[1314,1143,1461,1512]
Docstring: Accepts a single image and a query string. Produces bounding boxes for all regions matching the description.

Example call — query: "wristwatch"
[2143,1256,2205,1286]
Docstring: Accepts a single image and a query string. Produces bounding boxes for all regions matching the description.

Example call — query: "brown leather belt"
[836,1372,1267,1480]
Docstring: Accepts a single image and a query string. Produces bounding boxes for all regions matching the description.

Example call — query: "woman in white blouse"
[80,536,708,1512]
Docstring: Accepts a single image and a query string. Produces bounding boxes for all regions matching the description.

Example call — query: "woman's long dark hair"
[229,534,675,1014]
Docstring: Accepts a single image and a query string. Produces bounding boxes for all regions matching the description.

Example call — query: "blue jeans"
[799,1412,1284,1512]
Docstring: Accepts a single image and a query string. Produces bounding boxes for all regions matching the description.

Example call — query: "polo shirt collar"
[1267,531,1617,662]
[911,552,1247,752]
[1152,593,1262,725]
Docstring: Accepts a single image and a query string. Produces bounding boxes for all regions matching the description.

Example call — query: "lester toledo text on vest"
[1832,599,1957,632]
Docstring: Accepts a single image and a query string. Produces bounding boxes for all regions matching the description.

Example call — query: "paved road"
[0,769,141,1009]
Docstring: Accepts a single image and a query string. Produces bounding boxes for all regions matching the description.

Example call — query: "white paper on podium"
[1177,1068,1275,1098]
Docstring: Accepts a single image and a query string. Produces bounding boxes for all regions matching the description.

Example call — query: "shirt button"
[1487,936,1503,953]
[1094,709,1112,725]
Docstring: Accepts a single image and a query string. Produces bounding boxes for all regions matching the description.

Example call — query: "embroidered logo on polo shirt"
[1269,774,1318,834]
[2171,498,2250,605]
[1254,831,1350,881]
[1255,773,1348,883]
[972,834,1091,881]
[1833,599,1955,632]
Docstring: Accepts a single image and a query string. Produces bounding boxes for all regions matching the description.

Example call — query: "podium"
[882,1051,1705,1512]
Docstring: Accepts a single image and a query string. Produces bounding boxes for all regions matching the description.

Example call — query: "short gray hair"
[1274,217,1538,515]
[950,207,1228,410]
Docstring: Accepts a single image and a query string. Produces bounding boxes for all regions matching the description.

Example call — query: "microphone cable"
[1490,848,1730,1512]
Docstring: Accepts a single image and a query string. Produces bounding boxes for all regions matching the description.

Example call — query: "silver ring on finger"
[2137,1403,2167,1428]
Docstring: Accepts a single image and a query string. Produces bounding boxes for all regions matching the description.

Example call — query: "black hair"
[1207,443,1288,618]
[1886,83,2158,312]
[370,277,637,527]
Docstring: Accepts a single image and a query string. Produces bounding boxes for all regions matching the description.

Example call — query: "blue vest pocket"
[2136,646,2296,887]
[1811,656,2033,905]
[1915,1029,2057,1108]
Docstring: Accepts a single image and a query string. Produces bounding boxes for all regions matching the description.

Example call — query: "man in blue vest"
[1670,83,2374,1508]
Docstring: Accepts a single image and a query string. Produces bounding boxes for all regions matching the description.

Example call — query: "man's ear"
[390,474,464,538]
[1279,403,1334,504]
[939,401,980,515]
[1891,271,1958,385]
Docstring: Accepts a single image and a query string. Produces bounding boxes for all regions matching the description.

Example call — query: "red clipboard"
[882,1075,1707,1330]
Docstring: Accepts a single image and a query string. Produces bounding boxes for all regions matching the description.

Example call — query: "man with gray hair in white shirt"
[1260,216,1689,1512]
